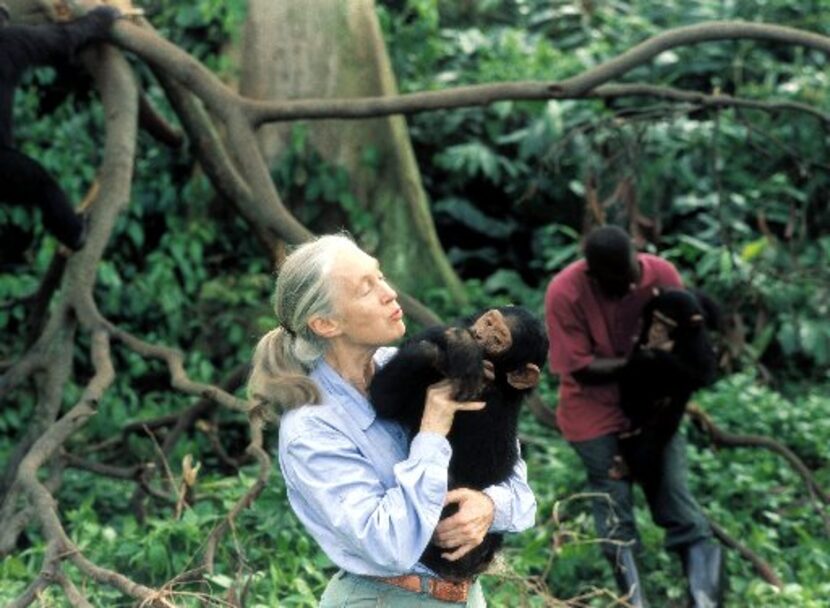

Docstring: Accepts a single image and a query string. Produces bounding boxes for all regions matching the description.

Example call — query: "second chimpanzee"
[0,4,119,252]
[617,287,719,482]
[369,305,548,580]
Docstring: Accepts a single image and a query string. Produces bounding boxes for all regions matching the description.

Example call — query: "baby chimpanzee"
[617,287,719,482]
[369,305,548,580]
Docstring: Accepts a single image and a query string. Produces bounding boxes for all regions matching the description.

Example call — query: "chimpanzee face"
[469,306,549,391]
[470,309,512,356]
[643,288,707,351]
[645,310,677,351]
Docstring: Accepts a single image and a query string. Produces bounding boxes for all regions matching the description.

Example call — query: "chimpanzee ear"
[507,364,541,390]
[689,314,704,325]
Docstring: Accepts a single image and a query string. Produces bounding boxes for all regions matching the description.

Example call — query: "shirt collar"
[312,357,377,431]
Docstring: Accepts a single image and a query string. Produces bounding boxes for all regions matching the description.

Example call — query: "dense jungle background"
[1,0,829,605]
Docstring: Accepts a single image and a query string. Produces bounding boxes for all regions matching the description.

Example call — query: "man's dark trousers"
[570,431,712,558]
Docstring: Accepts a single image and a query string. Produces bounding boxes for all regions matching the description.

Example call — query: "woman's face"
[326,246,405,347]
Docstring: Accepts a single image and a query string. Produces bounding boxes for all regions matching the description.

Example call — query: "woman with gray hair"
[249,234,536,606]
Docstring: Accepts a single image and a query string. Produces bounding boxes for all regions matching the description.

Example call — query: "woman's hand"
[419,380,486,436]
[432,488,495,561]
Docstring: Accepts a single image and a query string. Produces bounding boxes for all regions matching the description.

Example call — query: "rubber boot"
[609,547,649,607]
[682,539,725,608]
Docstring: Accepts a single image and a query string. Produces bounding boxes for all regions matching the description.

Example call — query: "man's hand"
[432,488,495,561]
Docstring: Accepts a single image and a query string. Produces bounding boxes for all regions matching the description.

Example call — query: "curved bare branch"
[709,519,784,589]
[138,90,184,148]
[203,419,270,574]
[554,22,830,96]
[7,542,61,608]
[113,22,314,244]
[14,331,168,606]
[595,84,830,126]
[107,324,251,412]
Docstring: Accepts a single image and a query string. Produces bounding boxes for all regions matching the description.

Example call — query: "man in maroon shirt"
[545,226,723,607]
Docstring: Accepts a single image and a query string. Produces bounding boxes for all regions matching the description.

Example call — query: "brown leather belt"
[373,574,473,603]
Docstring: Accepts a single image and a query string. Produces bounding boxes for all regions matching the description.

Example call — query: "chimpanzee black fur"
[0,6,119,251]
[618,287,719,481]
[369,305,548,580]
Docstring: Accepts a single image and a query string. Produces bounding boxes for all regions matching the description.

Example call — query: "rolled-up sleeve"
[280,423,452,574]
[483,442,536,532]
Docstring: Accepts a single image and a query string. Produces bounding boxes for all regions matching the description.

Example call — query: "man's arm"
[546,286,613,382]
[571,357,627,385]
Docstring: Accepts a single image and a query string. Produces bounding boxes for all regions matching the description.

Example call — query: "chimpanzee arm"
[0,6,119,77]
[619,349,695,434]
[623,349,700,399]
[442,326,486,400]
[369,336,445,431]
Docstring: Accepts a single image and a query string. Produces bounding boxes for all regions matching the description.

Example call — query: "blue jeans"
[319,571,487,607]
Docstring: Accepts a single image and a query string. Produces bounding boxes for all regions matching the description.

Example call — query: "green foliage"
[661,233,830,377]
[378,0,830,378]
[153,0,247,74]
[7,376,827,605]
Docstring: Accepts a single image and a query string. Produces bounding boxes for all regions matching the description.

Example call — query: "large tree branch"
[111,19,830,328]
[244,81,830,126]
[112,22,322,245]
[115,22,443,326]
[1,28,141,503]
[235,22,830,125]
[5,43,176,606]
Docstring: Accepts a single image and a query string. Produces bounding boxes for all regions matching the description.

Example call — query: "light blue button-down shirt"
[278,347,537,577]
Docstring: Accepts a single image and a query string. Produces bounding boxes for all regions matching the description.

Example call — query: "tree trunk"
[239,0,466,304]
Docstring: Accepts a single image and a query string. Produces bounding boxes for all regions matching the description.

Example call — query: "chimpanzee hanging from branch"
[0,3,119,252]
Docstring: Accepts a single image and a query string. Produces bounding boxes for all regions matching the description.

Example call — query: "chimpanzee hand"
[644,337,674,352]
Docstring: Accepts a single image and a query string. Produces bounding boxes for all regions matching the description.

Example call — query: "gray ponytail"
[247,234,360,410]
